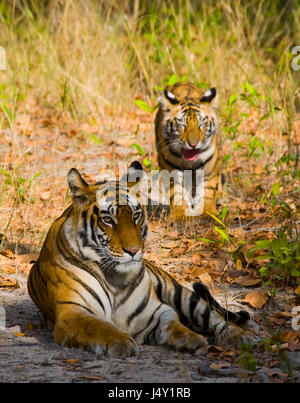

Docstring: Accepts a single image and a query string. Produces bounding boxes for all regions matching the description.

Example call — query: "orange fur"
[155,82,223,219]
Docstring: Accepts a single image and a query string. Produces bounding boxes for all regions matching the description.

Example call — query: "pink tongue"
[182,148,200,161]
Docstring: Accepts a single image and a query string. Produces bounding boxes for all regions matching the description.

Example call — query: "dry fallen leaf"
[63,358,80,364]
[40,191,51,201]
[210,362,231,370]
[189,266,203,280]
[198,272,213,287]
[279,331,300,344]
[14,254,39,264]
[13,332,25,337]
[172,247,186,256]
[0,249,15,259]
[0,254,13,264]
[231,276,262,287]
[235,258,243,271]
[243,290,269,308]
[161,241,179,249]
[295,284,300,295]
[0,276,19,288]
[192,253,202,265]
[266,369,288,378]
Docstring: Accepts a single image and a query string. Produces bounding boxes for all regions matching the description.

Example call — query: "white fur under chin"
[114,260,143,273]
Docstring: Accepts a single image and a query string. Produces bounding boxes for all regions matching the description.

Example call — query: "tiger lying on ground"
[155,82,224,220]
[28,162,258,357]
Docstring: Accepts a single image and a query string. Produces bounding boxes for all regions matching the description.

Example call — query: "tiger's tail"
[192,282,250,326]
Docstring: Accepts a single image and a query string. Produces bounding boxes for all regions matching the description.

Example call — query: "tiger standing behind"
[28,162,257,357]
[155,82,224,220]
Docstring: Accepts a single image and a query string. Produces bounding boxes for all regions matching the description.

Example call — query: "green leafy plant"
[240,81,261,108]
[134,99,157,113]
[82,132,103,146]
[247,234,300,284]
[0,169,42,203]
[206,212,231,245]
[237,343,257,371]
[131,143,153,170]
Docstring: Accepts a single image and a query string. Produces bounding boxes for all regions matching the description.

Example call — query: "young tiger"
[28,162,257,357]
[155,82,223,220]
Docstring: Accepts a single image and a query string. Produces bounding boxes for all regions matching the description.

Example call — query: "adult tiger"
[28,162,257,357]
[155,82,224,219]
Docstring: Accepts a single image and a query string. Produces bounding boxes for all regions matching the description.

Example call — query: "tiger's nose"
[188,141,198,148]
[123,247,140,256]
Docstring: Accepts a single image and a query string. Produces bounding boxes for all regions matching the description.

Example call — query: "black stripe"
[174,283,182,313]
[204,157,218,180]
[192,170,196,198]
[146,311,164,345]
[82,210,87,227]
[93,205,99,215]
[28,262,55,323]
[146,264,163,301]
[202,306,210,331]
[192,282,249,324]
[57,224,113,307]
[189,295,198,324]
[54,257,106,314]
[56,230,108,313]
[127,287,151,326]
[200,151,215,168]
[90,214,97,244]
[57,301,95,315]
[173,283,189,326]
[115,268,145,308]
[164,88,179,105]
[132,303,163,339]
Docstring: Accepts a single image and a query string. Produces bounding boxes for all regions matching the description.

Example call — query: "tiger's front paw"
[88,333,138,358]
[216,198,224,212]
[54,316,138,358]
[166,321,208,353]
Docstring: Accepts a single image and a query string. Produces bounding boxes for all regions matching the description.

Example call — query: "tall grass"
[0,0,299,119]
[0,0,299,251]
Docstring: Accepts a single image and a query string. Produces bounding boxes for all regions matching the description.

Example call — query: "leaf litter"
[0,101,299,382]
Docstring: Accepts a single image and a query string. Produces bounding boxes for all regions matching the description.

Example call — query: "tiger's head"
[66,161,147,276]
[156,82,218,168]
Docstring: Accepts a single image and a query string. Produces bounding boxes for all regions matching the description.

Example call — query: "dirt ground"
[0,108,300,384]
[1,269,300,384]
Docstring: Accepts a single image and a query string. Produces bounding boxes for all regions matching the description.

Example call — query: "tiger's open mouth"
[182,148,200,162]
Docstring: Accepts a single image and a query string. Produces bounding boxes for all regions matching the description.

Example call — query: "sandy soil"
[1,271,300,384]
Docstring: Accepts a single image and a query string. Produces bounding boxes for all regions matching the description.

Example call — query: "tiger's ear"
[163,88,180,105]
[121,161,144,188]
[200,87,218,108]
[67,168,89,205]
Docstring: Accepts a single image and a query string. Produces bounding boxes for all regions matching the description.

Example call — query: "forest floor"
[0,103,300,383]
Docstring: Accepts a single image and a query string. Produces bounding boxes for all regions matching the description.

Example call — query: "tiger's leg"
[146,262,259,346]
[204,158,223,215]
[144,305,208,352]
[203,175,222,215]
[54,305,138,357]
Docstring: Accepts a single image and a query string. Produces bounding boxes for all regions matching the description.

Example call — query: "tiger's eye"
[101,216,114,225]
[133,212,141,221]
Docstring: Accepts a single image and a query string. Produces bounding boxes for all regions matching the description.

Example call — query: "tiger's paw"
[166,321,208,353]
[54,317,138,358]
[87,334,138,358]
[217,323,260,347]
[216,198,224,212]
